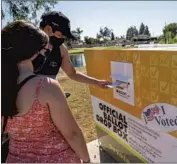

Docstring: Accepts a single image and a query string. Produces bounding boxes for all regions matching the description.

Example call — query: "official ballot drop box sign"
[84,49,177,163]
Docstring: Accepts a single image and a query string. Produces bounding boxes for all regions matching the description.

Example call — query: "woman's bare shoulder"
[39,76,64,102]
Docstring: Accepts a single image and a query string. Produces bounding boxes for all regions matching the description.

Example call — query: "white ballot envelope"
[105,82,125,88]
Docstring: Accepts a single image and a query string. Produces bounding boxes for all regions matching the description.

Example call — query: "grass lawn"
[68,48,86,54]
[68,46,135,54]
[57,67,97,143]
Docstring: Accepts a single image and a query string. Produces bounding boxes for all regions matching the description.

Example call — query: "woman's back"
[2,20,89,163]
[6,76,80,163]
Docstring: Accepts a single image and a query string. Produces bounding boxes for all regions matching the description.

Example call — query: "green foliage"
[111,32,115,40]
[126,24,151,41]
[163,23,177,38]
[84,36,99,44]
[126,26,138,40]
[139,22,145,35]
[84,36,94,44]
[2,0,59,25]
[168,37,177,44]
[71,28,83,41]
[98,26,112,40]
[144,25,151,36]
[138,23,151,36]
[160,23,177,44]
[159,39,165,44]
[173,37,177,43]
[96,33,102,40]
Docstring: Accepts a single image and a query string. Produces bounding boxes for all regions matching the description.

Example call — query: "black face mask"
[50,36,65,47]
[32,49,51,73]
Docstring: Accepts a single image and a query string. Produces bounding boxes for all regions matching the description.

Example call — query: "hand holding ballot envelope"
[105,82,120,88]
[95,80,130,89]
[105,81,130,89]
[96,80,111,88]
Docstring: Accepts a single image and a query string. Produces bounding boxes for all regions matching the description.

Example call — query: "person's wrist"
[93,79,99,86]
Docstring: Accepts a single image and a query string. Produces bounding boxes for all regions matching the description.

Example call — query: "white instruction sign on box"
[110,61,135,106]
[91,96,177,163]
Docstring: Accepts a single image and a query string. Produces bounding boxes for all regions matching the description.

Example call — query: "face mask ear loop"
[33,55,47,73]
[33,48,48,73]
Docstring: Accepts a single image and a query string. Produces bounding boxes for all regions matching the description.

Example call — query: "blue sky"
[2,1,177,40]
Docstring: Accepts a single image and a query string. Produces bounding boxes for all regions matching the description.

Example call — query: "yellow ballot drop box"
[84,48,177,163]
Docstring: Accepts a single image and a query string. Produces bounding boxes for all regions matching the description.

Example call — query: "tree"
[75,28,83,41]
[120,35,125,39]
[98,26,112,41]
[96,33,101,40]
[111,32,115,40]
[70,30,79,41]
[84,36,95,45]
[163,23,177,38]
[139,22,145,35]
[96,33,103,43]
[126,26,138,40]
[71,28,83,41]
[144,25,151,36]
[2,0,59,25]
[157,23,177,44]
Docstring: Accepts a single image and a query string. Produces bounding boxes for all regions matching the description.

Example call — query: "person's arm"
[60,44,110,88]
[43,78,90,162]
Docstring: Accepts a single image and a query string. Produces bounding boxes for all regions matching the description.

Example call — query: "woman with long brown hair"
[2,20,90,163]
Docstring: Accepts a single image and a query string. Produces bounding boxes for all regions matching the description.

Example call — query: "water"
[69,53,86,67]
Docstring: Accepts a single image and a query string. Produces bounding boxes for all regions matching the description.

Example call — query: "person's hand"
[95,80,111,89]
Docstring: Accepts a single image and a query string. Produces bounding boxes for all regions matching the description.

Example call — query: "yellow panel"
[85,49,177,139]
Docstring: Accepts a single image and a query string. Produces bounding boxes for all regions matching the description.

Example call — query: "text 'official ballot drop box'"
[84,47,177,163]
